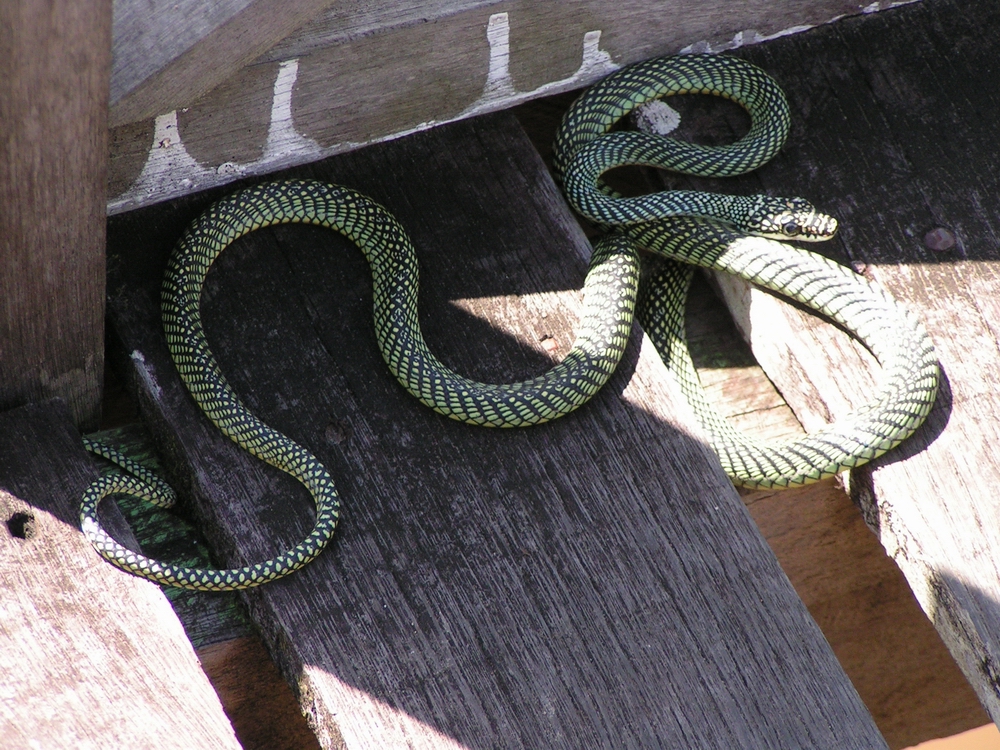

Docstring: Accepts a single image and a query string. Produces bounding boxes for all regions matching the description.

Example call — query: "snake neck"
[615,191,837,242]
[573,188,754,230]
[665,191,746,225]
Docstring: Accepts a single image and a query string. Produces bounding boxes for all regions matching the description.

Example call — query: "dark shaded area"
[6,511,35,540]
[105,111,884,748]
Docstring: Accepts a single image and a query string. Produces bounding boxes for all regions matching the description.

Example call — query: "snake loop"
[82,53,938,588]
[82,183,638,590]
[553,54,939,487]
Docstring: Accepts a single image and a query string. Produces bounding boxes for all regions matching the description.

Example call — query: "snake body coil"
[81,184,638,590]
[82,54,938,589]
[553,54,938,488]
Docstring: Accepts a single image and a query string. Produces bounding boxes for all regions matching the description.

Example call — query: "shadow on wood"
[106,112,885,748]
[0,401,240,748]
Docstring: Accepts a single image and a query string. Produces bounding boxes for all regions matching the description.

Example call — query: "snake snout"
[753,197,838,242]
[790,210,839,242]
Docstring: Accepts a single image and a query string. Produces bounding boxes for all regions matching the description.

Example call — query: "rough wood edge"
[106,1,920,215]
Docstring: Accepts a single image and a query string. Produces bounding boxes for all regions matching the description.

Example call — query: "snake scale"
[82,54,939,590]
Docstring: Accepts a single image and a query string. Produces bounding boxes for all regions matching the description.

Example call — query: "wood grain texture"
[0,401,240,750]
[106,112,885,748]
[199,636,321,750]
[106,0,912,213]
[0,0,110,428]
[687,273,989,749]
[109,0,341,128]
[646,0,1000,725]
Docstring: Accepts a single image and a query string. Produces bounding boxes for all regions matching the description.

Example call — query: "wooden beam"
[0,401,241,748]
[109,0,344,129]
[106,112,887,748]
[107,0,913,213]
[0,0,110,428]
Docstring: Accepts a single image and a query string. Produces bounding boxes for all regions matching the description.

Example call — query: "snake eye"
[782,220,800,236]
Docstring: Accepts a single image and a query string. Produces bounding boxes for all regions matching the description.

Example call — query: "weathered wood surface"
[681,275,991,748]
[0,0,110,428]
[110,0,340,128]
[638,0,1000,725]
[107,0,916,213]
[85,424,324,749]
[106,112,887,748]
[0,401,240,750]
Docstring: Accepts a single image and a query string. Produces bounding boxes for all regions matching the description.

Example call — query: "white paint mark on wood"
[461,13,617,118]
[261,59,324,167]
[679,2,921,54]
[114,110,216,212]
[862,1,920,13]
[681,26,815,54]
[481,13,517,100]
[110,59,325,213]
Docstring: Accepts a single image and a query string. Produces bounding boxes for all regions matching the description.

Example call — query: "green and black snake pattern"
[81,183,639,590]
[554,54,938,487]
[82,54,938,590]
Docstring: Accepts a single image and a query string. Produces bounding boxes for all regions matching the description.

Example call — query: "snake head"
[745,196,839,242]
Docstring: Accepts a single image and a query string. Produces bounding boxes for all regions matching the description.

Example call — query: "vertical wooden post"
[0,0,112,429]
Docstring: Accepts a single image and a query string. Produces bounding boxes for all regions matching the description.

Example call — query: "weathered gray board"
[0,0,111,428]
[107,0,919,212]
[106,112,886,748]
[110,0,339,130]
[0,401,241,750]
[642,0,1000,725]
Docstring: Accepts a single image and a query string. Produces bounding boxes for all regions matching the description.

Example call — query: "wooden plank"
[0,401,241,749]
[106,112,886,748]
[686,272,991,748]
[0,0,110,428]
[643,0,1000,725]
[84,423,323,749]
[109,0,342,128]
[107,0,918,213]
[746,479,993,750]
[200,636,323,750]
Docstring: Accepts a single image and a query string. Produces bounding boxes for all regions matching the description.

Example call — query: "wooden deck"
[102,111,886,748]
[0,402,242,748]
[5,0,1000,747]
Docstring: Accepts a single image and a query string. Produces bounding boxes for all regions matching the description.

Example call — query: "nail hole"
[924,227,956,252]
[324,420,352,446]
[7,511,36,540]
